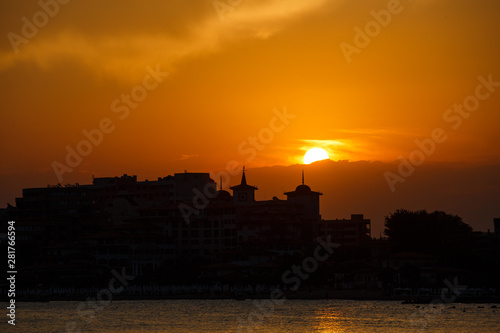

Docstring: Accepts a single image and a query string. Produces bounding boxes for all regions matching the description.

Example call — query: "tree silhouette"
[384,209,473,256]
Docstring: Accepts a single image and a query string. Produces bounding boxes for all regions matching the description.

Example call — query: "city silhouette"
[1,169,498,302]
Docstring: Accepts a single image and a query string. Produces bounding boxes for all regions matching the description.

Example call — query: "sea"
[2,299,499,332]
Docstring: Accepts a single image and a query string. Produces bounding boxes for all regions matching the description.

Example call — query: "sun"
[304,148,330,164]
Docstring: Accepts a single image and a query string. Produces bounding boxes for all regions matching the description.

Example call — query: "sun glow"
[303,148,330,164]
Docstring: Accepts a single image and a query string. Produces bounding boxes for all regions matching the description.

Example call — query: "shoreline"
[4,290,500,304]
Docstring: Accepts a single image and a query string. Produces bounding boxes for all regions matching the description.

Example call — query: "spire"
[241,166,247,186]
[302,169,304,185]
[230,166,257,191]
[220,176,222,190]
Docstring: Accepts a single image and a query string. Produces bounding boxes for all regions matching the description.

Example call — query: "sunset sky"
[1,0,499,233]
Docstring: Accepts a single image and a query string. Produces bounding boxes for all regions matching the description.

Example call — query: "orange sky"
[1,0,499,229]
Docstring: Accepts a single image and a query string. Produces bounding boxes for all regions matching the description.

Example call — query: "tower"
[284,170,322,219]
[230,167,258,206]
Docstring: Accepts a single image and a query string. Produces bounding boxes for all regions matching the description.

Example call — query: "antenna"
[220,176,222,190]
[302,169,304,185]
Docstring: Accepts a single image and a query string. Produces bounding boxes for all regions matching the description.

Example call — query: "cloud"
[298,127,431,162]
[329,128,425,139]
[0,0,332,81]
[300,139,345,150]
[174,154,199,162]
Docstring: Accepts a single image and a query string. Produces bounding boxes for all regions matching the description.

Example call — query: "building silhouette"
[1,169,371,287]
[1,170,499,299]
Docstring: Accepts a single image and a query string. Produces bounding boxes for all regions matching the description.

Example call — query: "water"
[2,299,499,332]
